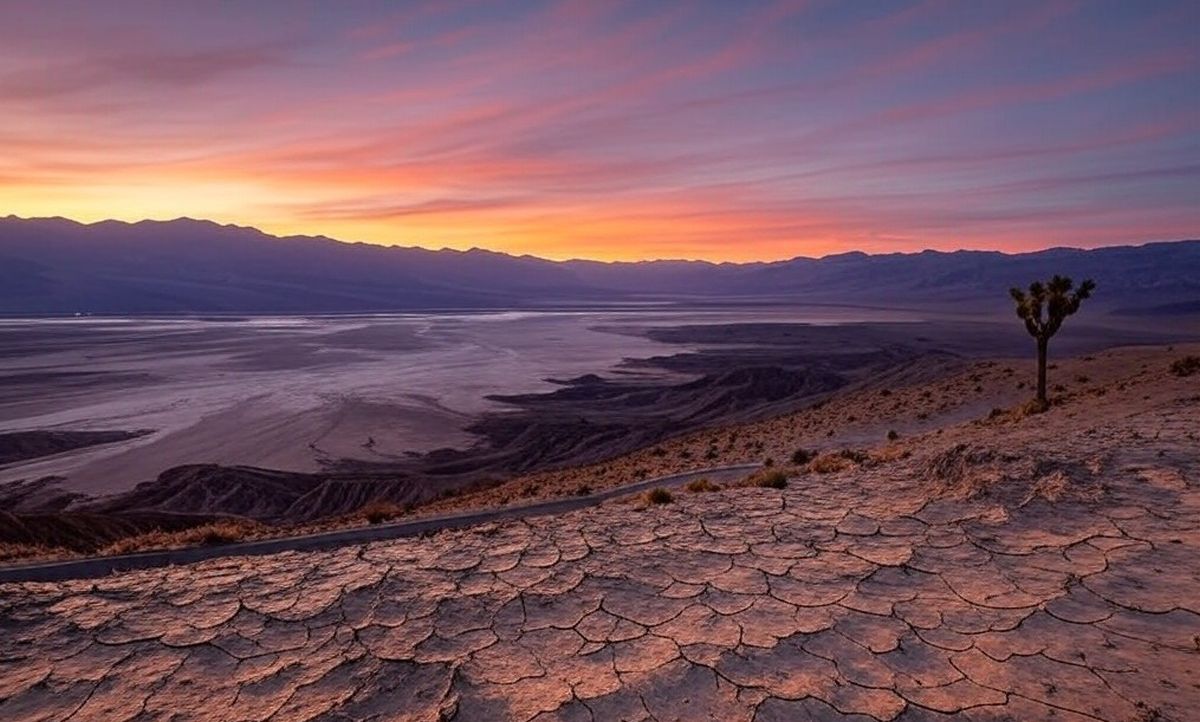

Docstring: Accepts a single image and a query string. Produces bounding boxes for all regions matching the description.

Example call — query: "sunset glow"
[2,1,1198,261]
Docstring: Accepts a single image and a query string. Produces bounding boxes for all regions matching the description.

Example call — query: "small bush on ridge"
[645,488,674,505]
[685,478,721,493]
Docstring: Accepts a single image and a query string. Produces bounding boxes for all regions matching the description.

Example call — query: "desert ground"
[1,342,1197,721]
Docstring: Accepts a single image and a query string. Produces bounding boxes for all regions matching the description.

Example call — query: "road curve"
[0,463,761,584]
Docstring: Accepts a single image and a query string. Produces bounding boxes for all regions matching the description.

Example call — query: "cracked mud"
[2,357,1198,721]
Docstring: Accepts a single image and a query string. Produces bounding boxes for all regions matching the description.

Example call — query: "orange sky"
[2,1,1197,261]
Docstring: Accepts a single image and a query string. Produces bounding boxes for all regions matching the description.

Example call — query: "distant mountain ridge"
[1,215,1197,314]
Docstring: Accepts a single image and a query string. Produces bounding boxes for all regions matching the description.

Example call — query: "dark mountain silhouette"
[1,215,1196,314]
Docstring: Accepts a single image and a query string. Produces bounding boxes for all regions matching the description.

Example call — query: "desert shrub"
[359,499,406,525]
[790,448,814,465]
[704,446,719,460]
[886,429,899,441]
[838,448,869,463]
[763,457,775,467]
[0,542,63,563]
[1075,374,1090,383]
[748,470,787,486]
[99,519,262,556]
[196,521,253,544]
[574,484,593,496]
[685,478,721,493]
[738,469,789,489]
[1170,355,1200,377]
[645,488,674,505]
[871,445,911,463]
[807,451,857,474]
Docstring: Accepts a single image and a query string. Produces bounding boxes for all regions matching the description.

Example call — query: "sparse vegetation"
[744,469,788,488]
[886,429,899,441]
[1019,398,1051,416]
[0,542,62,564]
[1009,275,1095,404]
[808,453,852,474]
[1170,355,1200,377]
[358,499,407,525]
[790,448,814,465]
[645,487,674,504]
[98,519,263,556]
[806,448,869,474]
[685,478,721,493]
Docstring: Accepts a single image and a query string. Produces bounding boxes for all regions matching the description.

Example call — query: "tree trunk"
[1036,336,1048,404]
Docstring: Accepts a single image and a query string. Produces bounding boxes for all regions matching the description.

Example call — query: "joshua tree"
[1010,275,1095,406]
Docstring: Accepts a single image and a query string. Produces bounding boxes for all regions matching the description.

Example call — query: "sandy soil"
[0,343,1197,720]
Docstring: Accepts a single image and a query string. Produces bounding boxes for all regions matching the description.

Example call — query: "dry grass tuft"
[685,478,721,493]
[742,469,789,489]
[357,499,408,525]
[807,453,852,474]
[806,449,868,474]
[1170,355,1200,377]
[790,448,814,465]
[1020,398,1051,415]
[645,487,674,505]
[870,445,911,463]
[0,542,64,564]
[98,519,263,556]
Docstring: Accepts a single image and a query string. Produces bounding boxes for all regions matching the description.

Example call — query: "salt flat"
[0,311,683,493]
[0,307,945,496]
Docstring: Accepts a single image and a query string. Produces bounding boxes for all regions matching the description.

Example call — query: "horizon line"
[3,213,1195,267]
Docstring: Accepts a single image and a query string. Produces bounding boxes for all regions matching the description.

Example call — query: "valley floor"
[1,344,1198,721]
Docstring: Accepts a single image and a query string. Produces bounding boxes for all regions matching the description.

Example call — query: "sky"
[1,0,1198,261]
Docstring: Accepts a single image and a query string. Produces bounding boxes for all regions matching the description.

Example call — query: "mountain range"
[1,215,1197,314]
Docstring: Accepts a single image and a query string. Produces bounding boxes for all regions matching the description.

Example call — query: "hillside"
[1,344,1197,720]
[1,215,1197,313]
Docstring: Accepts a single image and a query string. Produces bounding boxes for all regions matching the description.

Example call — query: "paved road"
[0,463,760,583]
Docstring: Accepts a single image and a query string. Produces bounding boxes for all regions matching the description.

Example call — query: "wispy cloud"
[0,0,1196,260]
